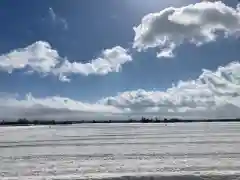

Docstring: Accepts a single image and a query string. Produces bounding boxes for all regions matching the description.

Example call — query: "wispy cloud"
[49,7,68,30]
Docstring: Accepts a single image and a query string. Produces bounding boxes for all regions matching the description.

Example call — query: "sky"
[0,0,240,120]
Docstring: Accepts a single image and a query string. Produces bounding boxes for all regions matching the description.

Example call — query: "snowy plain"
[1,122,240,180]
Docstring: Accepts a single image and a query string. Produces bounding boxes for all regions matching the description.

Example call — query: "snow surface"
[1,123,240,180]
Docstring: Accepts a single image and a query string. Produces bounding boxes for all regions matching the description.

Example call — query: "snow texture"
[1,123,240,179]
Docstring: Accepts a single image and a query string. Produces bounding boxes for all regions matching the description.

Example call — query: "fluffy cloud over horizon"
[101,61,240,119]
[0,41,132,82]
[1,61,240,120]
[133,1,240,58]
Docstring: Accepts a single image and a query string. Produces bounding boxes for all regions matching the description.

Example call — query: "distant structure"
[0,117,240,126]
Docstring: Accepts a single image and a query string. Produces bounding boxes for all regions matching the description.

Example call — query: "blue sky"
[0,0,240,120]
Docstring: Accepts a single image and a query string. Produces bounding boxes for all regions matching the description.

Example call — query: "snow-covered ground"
[1,123,240,180]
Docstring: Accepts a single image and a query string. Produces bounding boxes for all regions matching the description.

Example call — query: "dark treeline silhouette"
[0,117,240,126]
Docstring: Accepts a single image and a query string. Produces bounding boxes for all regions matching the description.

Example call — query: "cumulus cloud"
[0,41,59,74]
[100,61,240,119]
[53,46,132,81]
[1,61,240,120]
[133,1,240,58]
[0,41,132,82]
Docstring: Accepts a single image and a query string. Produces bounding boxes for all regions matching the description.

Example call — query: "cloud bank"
[101,61,240,119]
[0,41,132,82]
[133,1,240,57]
[0,93,122,121]
[1,61,240,120]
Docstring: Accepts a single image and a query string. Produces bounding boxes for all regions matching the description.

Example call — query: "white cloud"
[100,61,240,119]
[0,41,132,81]
[53,46,132,77]
[1,61,240,120]
[0,41,59,74]
[157,43,175,58]
[133,1,240,57]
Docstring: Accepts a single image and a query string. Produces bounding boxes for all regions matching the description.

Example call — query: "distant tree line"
[0,117,240,126]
